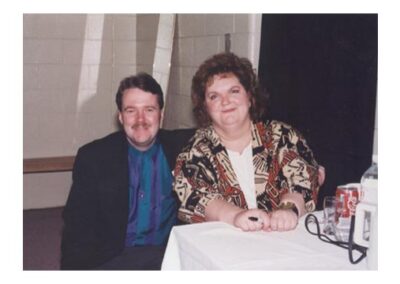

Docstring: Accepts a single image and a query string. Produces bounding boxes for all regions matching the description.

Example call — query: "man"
[61,73,195,270]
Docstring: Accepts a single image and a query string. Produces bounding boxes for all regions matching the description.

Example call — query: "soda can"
[335,183,361,218]
[334,183,361,242]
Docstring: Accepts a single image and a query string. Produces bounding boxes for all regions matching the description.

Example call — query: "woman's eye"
[208,93,218,100]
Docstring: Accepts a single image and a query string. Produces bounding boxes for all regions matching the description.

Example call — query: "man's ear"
[159,109,165,127]
[118,111,123,125]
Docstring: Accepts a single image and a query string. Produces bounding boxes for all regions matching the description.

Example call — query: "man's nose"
[136,110,145,121]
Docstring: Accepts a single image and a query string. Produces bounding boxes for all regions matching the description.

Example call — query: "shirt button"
[139,191,145,199]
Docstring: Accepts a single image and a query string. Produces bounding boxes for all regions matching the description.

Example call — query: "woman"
[174,52,322,232]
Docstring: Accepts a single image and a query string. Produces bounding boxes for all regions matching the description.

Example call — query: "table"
[161,211,367,270]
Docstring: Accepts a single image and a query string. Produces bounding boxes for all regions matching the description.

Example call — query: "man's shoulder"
[158,128,196,146]
[158,128,196,167]
[78,131,126,155]
[159,128,196,138]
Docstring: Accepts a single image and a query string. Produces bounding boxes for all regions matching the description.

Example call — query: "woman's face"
[204,73,252,132]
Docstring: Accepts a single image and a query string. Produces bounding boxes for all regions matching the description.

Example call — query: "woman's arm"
[205,199,271,231]
[267,122,322,231]
[205,198,244,224]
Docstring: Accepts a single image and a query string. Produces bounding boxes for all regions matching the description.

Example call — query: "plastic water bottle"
[355,154,378,269]
[360,155,378,203]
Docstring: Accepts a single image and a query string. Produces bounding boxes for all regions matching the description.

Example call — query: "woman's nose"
[221,93,230,105]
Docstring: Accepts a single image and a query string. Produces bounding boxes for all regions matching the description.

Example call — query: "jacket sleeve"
[60,146,100,270]
[277,125,320,212]
[173,144,224,224]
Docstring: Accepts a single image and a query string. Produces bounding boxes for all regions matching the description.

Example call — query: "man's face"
[118,88,162,151]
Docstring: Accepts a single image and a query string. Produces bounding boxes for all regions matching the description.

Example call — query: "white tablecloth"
[161,211,367,270]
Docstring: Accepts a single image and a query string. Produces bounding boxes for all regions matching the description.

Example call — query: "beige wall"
[23,13,262,209]
[163,14,261,129]
[23,14,159,209]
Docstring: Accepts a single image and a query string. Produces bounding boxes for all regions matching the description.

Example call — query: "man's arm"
[60,147,98,269]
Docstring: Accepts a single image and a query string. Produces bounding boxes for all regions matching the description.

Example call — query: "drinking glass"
[323,196,340,235]
[335,201,350,242]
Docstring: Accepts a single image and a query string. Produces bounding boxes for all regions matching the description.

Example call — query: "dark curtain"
[258,14,377,209]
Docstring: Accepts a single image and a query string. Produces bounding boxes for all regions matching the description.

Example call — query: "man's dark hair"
[115,72,164,111]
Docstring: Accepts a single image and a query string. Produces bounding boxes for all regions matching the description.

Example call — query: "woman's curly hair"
[191,52,268,127]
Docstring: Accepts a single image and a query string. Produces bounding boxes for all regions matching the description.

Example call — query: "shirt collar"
[128,137,160,157]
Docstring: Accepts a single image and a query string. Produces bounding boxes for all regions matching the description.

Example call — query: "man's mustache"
[132,123,150,129]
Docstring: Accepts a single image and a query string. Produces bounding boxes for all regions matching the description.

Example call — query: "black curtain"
[258,14,377,209]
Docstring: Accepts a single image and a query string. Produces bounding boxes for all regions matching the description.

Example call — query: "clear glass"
[323,196,342,235]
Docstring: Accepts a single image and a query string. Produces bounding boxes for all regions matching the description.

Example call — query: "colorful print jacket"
[173,120,320,223]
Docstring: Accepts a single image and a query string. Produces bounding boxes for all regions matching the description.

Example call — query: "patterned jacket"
[173,120,320,223]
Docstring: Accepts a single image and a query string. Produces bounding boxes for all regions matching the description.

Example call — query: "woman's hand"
[205,199,298,232]
[232,209,270,231]
[268,209,298,231]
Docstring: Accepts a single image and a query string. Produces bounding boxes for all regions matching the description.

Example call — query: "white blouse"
[227,143,257,209]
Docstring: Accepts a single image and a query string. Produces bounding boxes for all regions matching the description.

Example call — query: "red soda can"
[335,183,361,217]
